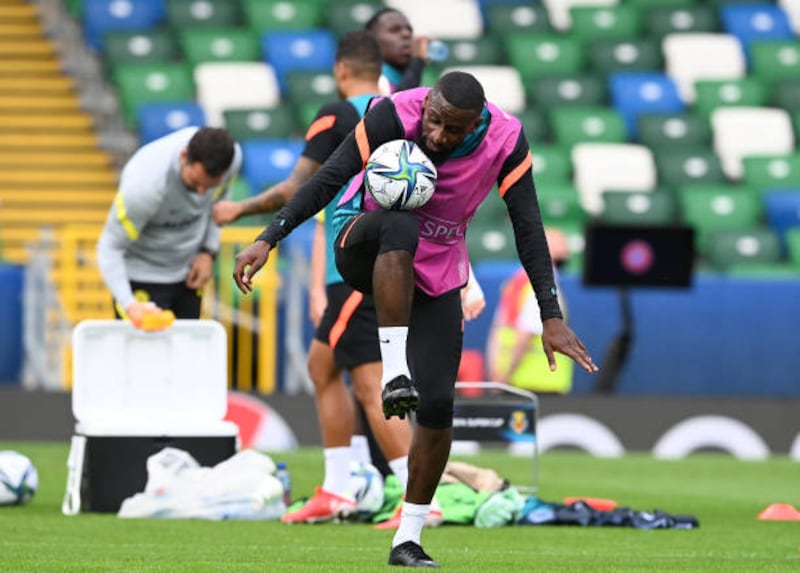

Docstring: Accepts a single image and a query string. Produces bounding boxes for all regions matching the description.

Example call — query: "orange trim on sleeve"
[305,114,336,141]
[355,119,370,165]
[498,150,533,198]
[329,291,364,349]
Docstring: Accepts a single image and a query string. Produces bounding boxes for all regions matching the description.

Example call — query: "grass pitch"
[0,442,798,572]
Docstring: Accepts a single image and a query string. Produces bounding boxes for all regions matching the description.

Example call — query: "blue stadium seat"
[136,102,206,144]
[609,72,684,138]
[260,30,337,94]
[83,0,164,51]
[720,4,794,59]
[241,139,305,190]
[763,190,800,249]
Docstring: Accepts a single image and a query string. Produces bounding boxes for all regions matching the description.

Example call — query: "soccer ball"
[348,461,384,516]
[365,139,437,211]
[0,451,38,506]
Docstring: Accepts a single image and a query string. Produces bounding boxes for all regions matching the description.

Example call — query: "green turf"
[1,442,798,572]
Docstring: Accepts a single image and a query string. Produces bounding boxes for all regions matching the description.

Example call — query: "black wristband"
[199,247,217,260]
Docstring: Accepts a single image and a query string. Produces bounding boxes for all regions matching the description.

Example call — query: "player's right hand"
[126,301,161,329]
[233,240,272,294]
[212,200,241,225]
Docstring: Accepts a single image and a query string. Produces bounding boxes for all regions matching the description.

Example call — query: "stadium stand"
[18,0,799,277]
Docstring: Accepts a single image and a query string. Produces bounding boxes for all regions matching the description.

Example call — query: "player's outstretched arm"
[541,318,599,373]
[233,240,272,294]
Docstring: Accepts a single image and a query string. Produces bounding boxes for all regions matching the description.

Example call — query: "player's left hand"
[461,284,486,321]
[186,251,214,289]
[233,240,272,294]
[542,318,599,373]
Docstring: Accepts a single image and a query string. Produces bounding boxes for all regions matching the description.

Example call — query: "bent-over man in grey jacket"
[97,126,242,326]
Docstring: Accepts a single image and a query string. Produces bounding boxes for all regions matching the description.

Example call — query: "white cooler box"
[62,320,239,515]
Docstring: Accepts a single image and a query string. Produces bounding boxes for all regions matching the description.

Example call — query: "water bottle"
[275,462,292,507]
[427,39,449,63]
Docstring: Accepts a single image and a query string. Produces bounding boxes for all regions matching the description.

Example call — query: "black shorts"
[113,280,202,319]
[315,282,381,370]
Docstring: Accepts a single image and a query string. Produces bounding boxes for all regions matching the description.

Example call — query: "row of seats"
[75,0,800,276]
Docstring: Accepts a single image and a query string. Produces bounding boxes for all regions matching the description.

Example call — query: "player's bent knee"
[377,211,419,254]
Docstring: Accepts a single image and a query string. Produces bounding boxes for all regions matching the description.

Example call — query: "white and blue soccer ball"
[365,139,437,211]
[348,461,384,515]
[0,451,38,506]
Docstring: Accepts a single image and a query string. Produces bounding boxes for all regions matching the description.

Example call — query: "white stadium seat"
[194,62,280,127]
[711,106,795,180]
[663,33,747,103]
[541,0,618,31]
[385,0,483,38]
[779,0,800,34]
[571,142,657,215]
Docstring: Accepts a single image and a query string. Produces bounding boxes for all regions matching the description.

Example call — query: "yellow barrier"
[53,225,279,393]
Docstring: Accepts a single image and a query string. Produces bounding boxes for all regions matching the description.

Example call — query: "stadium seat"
[83,0,164,51]
[241,139,305,190]
[536,183,587,226]
[112,62,195,127]
[384,0,483,39]
[285,70,338,108]
[261,29,337,93]
[485,3,553,35]
[223,105,297,141]
[466,220,517,262]
[194,62,280,127]
[432,37,506,68]
[742,154,800,194]
[772,78,800,113]
[608,71,684,138]
[165,0,242,28]
[325,1,383,37]
[678,185,762,249]
[750,40,800,88]
[785,226,800,267]
[568,5,640,41]
[711,106,795,180]
[242,0,325,32]
[517,108,551,144]
[763,190,800,248]
[655,148,727,188]
[599,190,678,225]
[779,0,800,35]
[571,142,657,215]
[662,33,747,103]
[505,34,585,85]
[541,0,618,31]
[530,143,573,185]
[637,113,711,151]
[720,4,794,59]
[102,29,179,71]
[693,78,769,119]
[441,66,525,114]
[226,178,275,227]
[528,75,607,110]
[136,101,206,143]
[642,4,718,40]
[179,28,260,66]
[704,228,782,271]
[550,106,627,147]
[588,38,663,74]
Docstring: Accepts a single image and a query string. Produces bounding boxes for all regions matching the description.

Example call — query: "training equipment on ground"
[349,461,384,515]
[0,451,38,506]
[364,139,437,210]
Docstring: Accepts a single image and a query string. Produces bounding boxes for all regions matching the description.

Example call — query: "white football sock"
[350,435,372,465]
[388,455,409,492]
[321,446,352,497]
[379,326,411,388]
[393,502,430,547]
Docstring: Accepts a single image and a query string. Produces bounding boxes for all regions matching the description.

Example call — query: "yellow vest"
[493,269,573,393]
